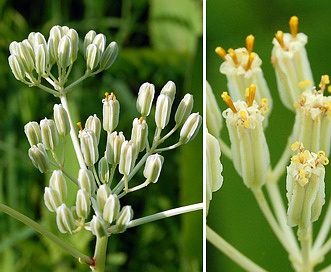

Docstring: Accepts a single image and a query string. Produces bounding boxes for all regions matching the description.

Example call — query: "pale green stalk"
[313,196,331,251]
[93,236,109,272]
[298,226,313,272]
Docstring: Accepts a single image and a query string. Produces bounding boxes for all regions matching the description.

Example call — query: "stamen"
[245,84,256,107]
[246,35,255,53]
[291,141,303,152]
[275,31,286,49]
[245,52,256,71]
[298,80,312,89]
[239,110,249,128]
[228,48,239,65]
[77,122,83,131]
[139,116,144,124]
[105,92,109,101]
[319,75,330,93]
[215,46,227,60]
[289,16,299,38]
[259,98,269,115]
[318,150,329,165]
[221,92,237,113]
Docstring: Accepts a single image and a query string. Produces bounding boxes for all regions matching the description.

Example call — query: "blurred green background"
[207,0,331,271]
[0,0,202,271]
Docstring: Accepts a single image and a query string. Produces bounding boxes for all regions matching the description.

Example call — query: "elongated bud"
[44,187,63,212]
[106,131,125,165]
[179,112,202,144]
[84,30,96,58]
[17,40,34,72]
[66,29,79,63]
[103,194,120,224]
[56,204,76,234]
[113,206,133,233]
[48,25,63,64]
[40,118,59,151]
[57,35,72,69]
[143,154,164,183]
[131,117,148,152]
[160,81,176,102]
[100,41,118,70]
[97,184,111,214]
[119,141,137,176]
[49,170,67,201]
[76,189,91,219]
[98,156,109,184]
[175,93,194,126]
[78,128,99,167]
[206,81,223,138]
[93,33,106,54]
[24,121,42,146]
[155,94,172,129]
[53,104,70,136]
[85,114,101,144]
[78,168,96,195]
[28,143,50,173]
[28,32,47,50]
[86,44,100,71]
[286,143,329,228]
[90,215,107,238]
[8,54,27,82]
[102,92,120,133]
[35,44,47,76]
[136,82,155,117]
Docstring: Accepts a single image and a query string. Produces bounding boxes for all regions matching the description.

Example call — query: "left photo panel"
[0,1,203,271]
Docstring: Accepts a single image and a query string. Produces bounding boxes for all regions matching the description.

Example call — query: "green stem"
[93,235,109,272]
[298,226,313,272]
[206,225,268,272]
[0,203,92,265]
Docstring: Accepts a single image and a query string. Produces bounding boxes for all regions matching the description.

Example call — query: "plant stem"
[313,196,331,251]
[298,226,313,272]
[93,235,109,272]
[206,225,268,272]
[0,203,92,265]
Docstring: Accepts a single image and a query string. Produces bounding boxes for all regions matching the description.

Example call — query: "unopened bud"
[175,93,194,126]
[85,114,101,144]
[113,206,133,233]
[76,189,91,219]
[66,29,79,63]
[78,168,96,195]
[119,141,137,176]
[8,54,27,82]
[44,187,63,212]
[179,112,202,144]
[24,121,42,146]
[143,154,164,184]
[56,204,76,234]
[49,170,67,201]
[28,143,50,173]
[103,194,120,224]
[90,215,107,238]
[35,44,47,76]
[57,35,72,69]
[84,30,96,58]
[53,104,70,136]
[102,92,120,133]
[97,184,111,214]
[160,81,176,102]
[155,94,172,129]
[136,83,155,117]
[131,117,148,152]
[79,128,99,167]
[98,156,109,184]
[105,131,125,165]
[40,118,59,151]
[86,44,101,71]
[100,41,118,70]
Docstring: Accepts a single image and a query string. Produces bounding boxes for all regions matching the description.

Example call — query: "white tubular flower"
[44,187,62,212]
[175,93,194,126]
[49,170,67,202]
[179,113,202,144]
[78,123,99,167]
[97,184,111,214]
[292,76,331,156]
[78,168,96,195]
[102,92,120,133]
[53,104,70,137]
[99,41,118,70]
[105,131,125,165]
[28,143,50,173]
[90,215,107,238]
[56,204,76,234]
[76,189,91,219]
[216,35,272,114]
[143,154,164,184]
[155,94,172,129]
[286,142,329,228]
[40,118,59,151]
[24,121,42,146]
[85,114,101,144]
[119,141,137,176]
[206,131,223,214]
[130,117,148,152]
[103,194,120,224]
[136,82,155,117]
[206,81,223,138]
[113,206,133,233]
[221,85,270,188]
[271,16,314,111]
[98,156,109,184]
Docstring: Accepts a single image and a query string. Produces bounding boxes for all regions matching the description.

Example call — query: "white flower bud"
[113,206,133,233]
[56,204,76,234]
[102,194,120,224]
[8,54,27,82]
[286,142,329,228]
[40,118,59,151]
[28,143,50,173]
[34,44,47,76]
[119,141,137,176]
[93,33,106,54]
[84,30,96,58]
[206,81,223,138]
[155,94,172,129]
[24,121,42,146]
[49,170,67,201]
[17,40,34,72]
[86,43,101,71]
[48,25,63,64]
[90,215,107,238]
[28,32,47,50]
[79,128,99,167]
[160,81,176,102]
[102,92,120,133]
[66,29,79,63]
[105,131,125,165]
[97,184,111,214]
[57,35,72,69]
[98,156,109,184]
[143,154,164,184]
[136,82,155,117]
[85,114,101,144]
[175,93,194,126]
[179,112,202,144]
[44,187,63,212]
[53,104,70,136]
[99,41,118,70]
[78,168,96,195]
[131,117,148,152]
[76,189,91,219]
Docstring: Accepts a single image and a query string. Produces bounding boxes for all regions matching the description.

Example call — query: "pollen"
[318,150,329,165]
[228,48,239,65]
[275,31,286,49]
[245,84,256,107]
[246,35,255,54]
[215,46,227,60]
[245,52,256,71]
[77,121,83,131]
[239,110,249,128]
[289,16,299,38]
[298,79,312,90]
[259,98,269,114]
[319,74,330,92]
[221,92,237,113]
[291,141,303,152]
[139,116,144,124]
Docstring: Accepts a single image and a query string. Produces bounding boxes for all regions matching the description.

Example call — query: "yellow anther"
[245,84,256,107]
[289,16,299,38]
[291,154,300,163]
[228,48,239,65]
[298,79,312,89]
[328,86,331,93]
[139,116,144,124]
[318,150,329,165]
[291,141,303,152]
[324,101,331,116]
[299,169,306,179]
[260,106,269,115]
[77,122,83,131]
[245,52,256,71]
[239,110,249,128]
[246,35,255,53]
[319,75,330,92]
[275,31,286,49]
[215,46,227,60]
[221,92,237,113]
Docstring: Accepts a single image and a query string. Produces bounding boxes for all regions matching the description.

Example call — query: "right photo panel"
[206,1,331,271]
